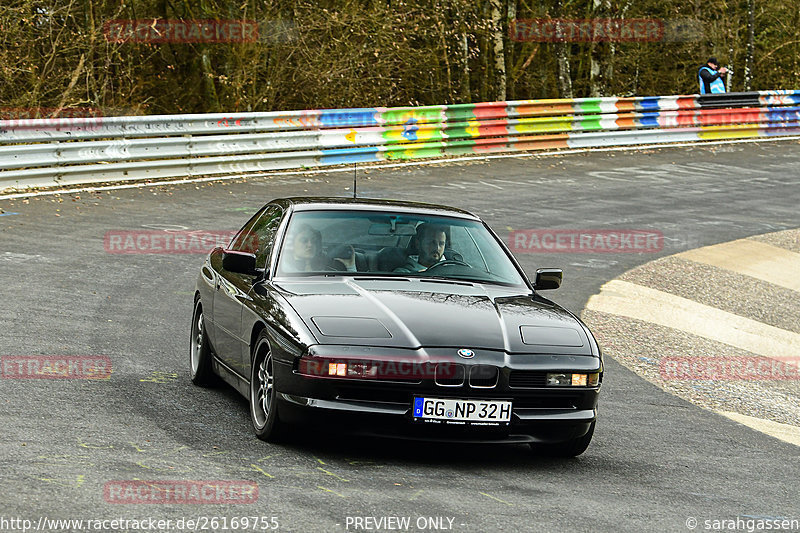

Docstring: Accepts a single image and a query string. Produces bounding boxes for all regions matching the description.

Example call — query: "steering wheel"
[424,259,470,272]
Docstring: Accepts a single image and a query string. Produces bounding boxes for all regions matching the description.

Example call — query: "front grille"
[508,370,548,388]
[469,365,498,388]
[435,363,465,386]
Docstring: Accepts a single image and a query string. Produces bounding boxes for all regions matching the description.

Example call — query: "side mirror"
[222,250,257,275]
[534,268,562,290]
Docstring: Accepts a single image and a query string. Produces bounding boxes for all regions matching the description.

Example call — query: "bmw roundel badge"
[457,349,475,359]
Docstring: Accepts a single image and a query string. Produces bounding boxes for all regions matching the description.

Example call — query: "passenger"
[394,223,447,273]
[283,224,328,272]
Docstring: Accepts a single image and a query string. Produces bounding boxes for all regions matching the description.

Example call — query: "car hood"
[275,278,593,355]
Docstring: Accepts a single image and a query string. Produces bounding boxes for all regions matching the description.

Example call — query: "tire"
[530,421,595,458]
[250,330,285,442]
[190,299,217,386]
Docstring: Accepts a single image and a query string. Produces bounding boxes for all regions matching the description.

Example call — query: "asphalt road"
[1,140,800,533]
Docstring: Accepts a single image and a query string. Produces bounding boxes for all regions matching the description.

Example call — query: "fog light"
[546,373,571,386]
[327,363,347,377]
[299,355,414,381]
[546,372,600,387]
[571,373,587,386]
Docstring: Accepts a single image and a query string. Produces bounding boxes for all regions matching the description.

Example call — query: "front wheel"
[530,421,595,458]
[250,331,285,442]
[190,300,216,386]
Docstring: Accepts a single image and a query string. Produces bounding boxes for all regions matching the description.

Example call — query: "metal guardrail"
[1,91,799,191]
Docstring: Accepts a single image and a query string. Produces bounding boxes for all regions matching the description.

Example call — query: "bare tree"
[744,0,755,90]
[589,0,607,97]
[488,0,507,101]
[506,0,516,99]
[554,2,573,98]
[556,42,574,98]
[2,0,799,114]
[460,32,472,101]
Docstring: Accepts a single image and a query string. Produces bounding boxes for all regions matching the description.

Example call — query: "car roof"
[275,197,480,220]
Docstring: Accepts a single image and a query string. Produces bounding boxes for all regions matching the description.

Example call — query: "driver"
[394,223,447,273]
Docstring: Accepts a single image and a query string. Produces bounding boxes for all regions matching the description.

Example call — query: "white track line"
[678,239,800,292]
[585,279,800,361]
[2,135,800,201]
[587,230,800,446]
[718,411,800,447]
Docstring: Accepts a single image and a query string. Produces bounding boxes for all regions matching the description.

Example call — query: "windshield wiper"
[336,273,412,281]
[420,277,475,287]
[425,275,521,287]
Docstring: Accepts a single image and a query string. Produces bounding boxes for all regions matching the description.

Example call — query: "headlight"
[300,357,379,379]
[546,372,600,387]
[298,355,427,381]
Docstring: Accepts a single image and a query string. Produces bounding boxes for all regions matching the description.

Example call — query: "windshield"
[275,210,527,286]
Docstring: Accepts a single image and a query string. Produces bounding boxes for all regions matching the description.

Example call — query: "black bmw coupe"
[190,197,603,456]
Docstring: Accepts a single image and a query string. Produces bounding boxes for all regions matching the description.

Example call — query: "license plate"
[413,397,512,424]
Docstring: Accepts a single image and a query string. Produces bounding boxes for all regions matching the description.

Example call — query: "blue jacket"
[698,66,726,94]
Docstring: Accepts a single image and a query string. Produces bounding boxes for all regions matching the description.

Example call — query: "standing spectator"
[698,57,728,94]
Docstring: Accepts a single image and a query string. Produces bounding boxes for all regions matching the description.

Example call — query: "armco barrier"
[1,91,799,191]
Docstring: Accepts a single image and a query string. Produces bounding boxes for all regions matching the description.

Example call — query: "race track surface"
[1,140,799,533]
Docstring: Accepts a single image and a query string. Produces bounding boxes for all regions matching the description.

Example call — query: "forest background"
[1,0,798,116]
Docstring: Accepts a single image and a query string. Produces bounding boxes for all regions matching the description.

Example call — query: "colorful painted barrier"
[1,91,799,191]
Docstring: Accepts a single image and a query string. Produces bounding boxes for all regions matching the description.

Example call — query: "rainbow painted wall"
[2,90,799,191]
[265,91,800,167]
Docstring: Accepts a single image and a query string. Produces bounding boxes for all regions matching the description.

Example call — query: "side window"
[230,205,284,269]
[251,206,283,269]
[229,209,264,252]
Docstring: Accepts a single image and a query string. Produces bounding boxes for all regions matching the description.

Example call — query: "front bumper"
[282,393,597,443]
[273,346,601,443]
